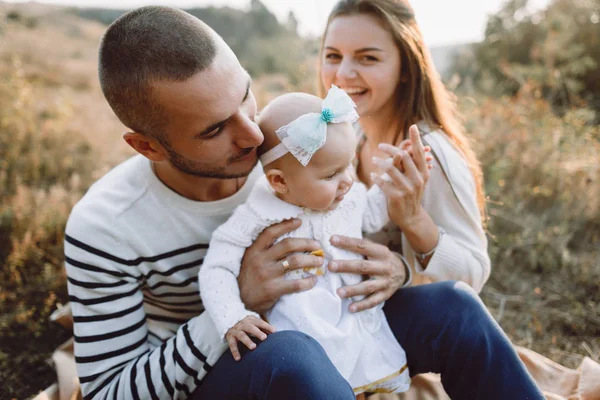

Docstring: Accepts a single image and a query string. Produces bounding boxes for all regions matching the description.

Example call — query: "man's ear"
[123,132,168,162]
[265,169,288,194]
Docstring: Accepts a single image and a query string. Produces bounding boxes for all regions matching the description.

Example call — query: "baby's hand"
[226,316,276,361]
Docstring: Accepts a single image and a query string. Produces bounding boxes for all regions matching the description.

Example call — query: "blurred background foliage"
[0,0,598,398]
[76,0,320,86]
[450,0,599,114]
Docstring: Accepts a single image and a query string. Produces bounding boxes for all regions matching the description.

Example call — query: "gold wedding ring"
[281,259,290,270]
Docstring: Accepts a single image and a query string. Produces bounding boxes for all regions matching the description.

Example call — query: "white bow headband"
[260,85,359,167]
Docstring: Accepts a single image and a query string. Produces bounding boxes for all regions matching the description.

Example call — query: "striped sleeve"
[65,214,226,399]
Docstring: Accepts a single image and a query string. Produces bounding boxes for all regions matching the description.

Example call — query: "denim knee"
[434,280,486,315]
[262,330,354,398]
[264,330,327,376]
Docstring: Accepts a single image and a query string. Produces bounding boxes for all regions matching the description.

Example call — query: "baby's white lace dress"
[199,175,411,394]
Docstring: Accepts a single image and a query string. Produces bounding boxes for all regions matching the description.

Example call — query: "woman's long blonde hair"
[318,0,486,216]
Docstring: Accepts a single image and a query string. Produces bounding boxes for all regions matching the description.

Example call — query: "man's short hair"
[99,6,217,142]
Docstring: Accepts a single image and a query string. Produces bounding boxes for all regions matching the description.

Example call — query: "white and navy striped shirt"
[64,155,262,399]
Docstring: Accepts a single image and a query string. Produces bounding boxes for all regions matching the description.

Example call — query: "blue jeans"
[192,330,355,399]
[194,281,544,399]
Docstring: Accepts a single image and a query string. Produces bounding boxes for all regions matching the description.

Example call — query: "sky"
[4,0,551,46]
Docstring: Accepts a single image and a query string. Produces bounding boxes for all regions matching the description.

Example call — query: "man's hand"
[239,218,322,314]
[329,235,406,313]
[226,316,275,361]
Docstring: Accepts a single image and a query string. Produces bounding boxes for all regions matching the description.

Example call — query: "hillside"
[429,42,472,79]
[75,5,460,79]
[76,2,319,86]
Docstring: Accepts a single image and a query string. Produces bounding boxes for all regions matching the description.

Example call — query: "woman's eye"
[361,55,378,62]
[325,53,341,61]
[326,172,338,179]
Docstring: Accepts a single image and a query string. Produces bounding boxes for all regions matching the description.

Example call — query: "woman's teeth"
[342,87,367,95]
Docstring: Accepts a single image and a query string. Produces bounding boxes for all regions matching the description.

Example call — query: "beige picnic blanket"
[35,303,600,400]
[373,347,600,400]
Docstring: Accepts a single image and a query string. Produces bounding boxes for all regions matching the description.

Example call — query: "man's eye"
[206,125,225,138]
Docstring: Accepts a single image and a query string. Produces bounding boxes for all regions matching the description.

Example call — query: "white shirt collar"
[247,175,303,223]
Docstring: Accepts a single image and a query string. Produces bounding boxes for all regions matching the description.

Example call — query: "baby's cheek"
[311,183,334,209]
[324,184,338,203]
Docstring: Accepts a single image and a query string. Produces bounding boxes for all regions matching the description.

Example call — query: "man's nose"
[234,114,263,149]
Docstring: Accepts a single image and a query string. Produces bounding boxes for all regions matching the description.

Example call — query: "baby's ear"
[265,169,288,194]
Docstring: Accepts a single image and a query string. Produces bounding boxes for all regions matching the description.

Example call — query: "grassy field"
[0,4,598,399]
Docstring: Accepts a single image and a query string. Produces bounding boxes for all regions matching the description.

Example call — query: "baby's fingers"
[237,331,257,352]
[226,334,242,362]
[253,319,276,335]
[247,325,269,341]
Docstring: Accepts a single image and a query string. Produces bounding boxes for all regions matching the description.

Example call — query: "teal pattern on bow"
[275,85,359,166]
[321,108,334,123]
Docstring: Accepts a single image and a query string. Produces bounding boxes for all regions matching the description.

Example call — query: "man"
[66,6,543,400]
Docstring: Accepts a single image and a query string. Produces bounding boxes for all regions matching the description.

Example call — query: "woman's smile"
[340,86,369,103]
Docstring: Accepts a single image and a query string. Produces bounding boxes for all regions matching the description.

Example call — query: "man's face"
[151,39,263,179]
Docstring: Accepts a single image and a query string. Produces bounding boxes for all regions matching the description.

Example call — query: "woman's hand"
[372,124,440,262]
[238,219,323,314]
[371,125,431,231]
[329,235,406,312]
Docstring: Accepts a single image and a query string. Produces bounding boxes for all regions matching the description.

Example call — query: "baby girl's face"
[283,123,357,211]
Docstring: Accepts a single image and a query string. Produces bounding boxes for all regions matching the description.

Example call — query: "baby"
[199,86,411,394]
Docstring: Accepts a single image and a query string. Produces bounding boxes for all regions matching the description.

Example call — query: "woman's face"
[321,14,401,119]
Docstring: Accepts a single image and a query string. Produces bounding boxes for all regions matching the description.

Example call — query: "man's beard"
[163,144,257,179]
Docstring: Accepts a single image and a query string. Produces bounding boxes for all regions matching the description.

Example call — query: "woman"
[318,0,544,398]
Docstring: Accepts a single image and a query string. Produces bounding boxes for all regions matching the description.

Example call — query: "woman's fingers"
[403,144,432,158]
[390,146,429,190]
[372,174,401,200]
[409,125,429,177]
[372,156,413,191]
[378,142,401,157]
[377,143,426,179]
[399,139,411,151]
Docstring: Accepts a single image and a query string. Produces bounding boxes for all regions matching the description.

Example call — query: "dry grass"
[0,3,597,399]
[463,91,600,367]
